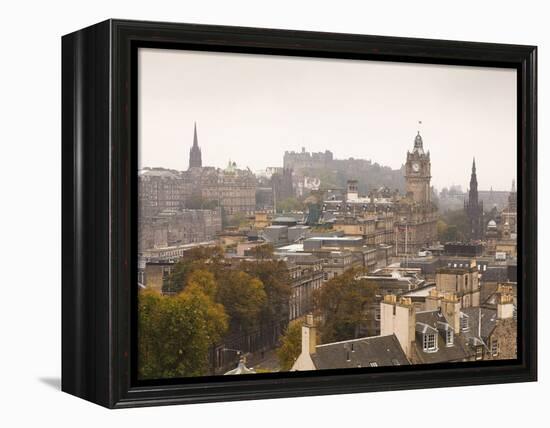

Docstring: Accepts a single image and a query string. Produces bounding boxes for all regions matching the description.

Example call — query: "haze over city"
[138,48,517,191]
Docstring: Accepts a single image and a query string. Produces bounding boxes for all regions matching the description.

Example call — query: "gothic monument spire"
[188,122,202,169]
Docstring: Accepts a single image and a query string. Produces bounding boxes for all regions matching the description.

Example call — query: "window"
[475,346,483,360]
[491,338,499,357]
[391,358,401,366]
[446,329,454,346]
[375,308,381,321]
[423,333,437,352]
[369,362,378,367]
[460,314,469,332]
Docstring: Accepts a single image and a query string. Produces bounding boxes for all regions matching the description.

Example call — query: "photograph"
[136,48,518,379]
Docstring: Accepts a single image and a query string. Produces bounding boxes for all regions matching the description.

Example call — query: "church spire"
[472,157,476,174]
[193,121,199,147]
[188,122,202,169]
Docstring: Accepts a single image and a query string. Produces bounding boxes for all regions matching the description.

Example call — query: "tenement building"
[138,208,222,251]
[138,168,191,218]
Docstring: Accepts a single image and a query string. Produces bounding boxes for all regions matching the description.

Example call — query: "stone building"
[138,208,222,251]
[380,294,473,364]
[283,147,334,170]
[199,161,257,215]
[291,315,409,371]
[394,132,439,254]
[500,180,518,237]
[138,169,191,218]
[286,255,324,321]
[435,260,481,308]
[271,167,294,204]
[138,125,257,218]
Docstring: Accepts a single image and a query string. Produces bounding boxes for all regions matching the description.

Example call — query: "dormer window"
[423,333,437,352]
[460,314,470,332]
[446,329,454,347]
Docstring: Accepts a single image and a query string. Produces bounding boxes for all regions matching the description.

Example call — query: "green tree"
[185,269,218,298]
[138,288,228,379]
[314,268,378,343]
[276,321,302,371]
[217,270,267,332]
[247,243,275,260]
[241,259,291,325]
[164,246,225,294]
[440,209,469,242]
[226,212,249,228]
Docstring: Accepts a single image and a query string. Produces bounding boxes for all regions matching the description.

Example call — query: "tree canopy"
[217,270,267,332]
[276,321,302,371]
[314,268,378,343]
[138,287,228,379]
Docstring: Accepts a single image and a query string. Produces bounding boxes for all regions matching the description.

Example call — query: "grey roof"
[413,311,473,364]
[481,266,509,282]
[461,307,498,343]
[311,334,409,369]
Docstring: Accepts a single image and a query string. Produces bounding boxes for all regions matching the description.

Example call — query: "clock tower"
[405,131,431,204]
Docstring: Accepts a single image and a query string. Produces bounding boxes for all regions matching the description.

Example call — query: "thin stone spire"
[188,121,202,169]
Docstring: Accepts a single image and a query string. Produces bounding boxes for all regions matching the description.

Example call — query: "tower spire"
[188,121,202,169]
[193,122,199,147]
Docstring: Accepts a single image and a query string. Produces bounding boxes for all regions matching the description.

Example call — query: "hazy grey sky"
[138,48,517,191]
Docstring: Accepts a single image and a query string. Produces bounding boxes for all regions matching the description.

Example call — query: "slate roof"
[311,334,409,369]
[481,266,509,283]
[460,307,498,344]
[413,310,473,364]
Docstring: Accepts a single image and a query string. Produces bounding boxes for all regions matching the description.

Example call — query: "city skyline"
[138,48,517,191]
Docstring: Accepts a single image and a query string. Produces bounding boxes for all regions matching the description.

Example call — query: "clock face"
[412,162,420,172]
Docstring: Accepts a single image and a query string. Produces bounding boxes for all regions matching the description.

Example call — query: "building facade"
[395,132,439,255]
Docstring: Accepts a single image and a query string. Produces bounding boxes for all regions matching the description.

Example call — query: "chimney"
[380,295,415,360]
[346,180,359,202]
[425,288,442,311]
[497,293,514,319]
[302,314,317,355]
[441,293,461,334]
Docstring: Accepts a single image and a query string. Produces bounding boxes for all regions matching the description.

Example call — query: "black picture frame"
[62,19,537,408]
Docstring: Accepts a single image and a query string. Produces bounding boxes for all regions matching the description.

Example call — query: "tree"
[138,287,228,379]
[440,209,469,242]
[164,246,225,294]
[240,259,291,325]
[314,268,378,343]
[217,270,267,332]
[276,321,302,371]
[247,243,275,260]
[225,212,249,228]
[185,269,218,299]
